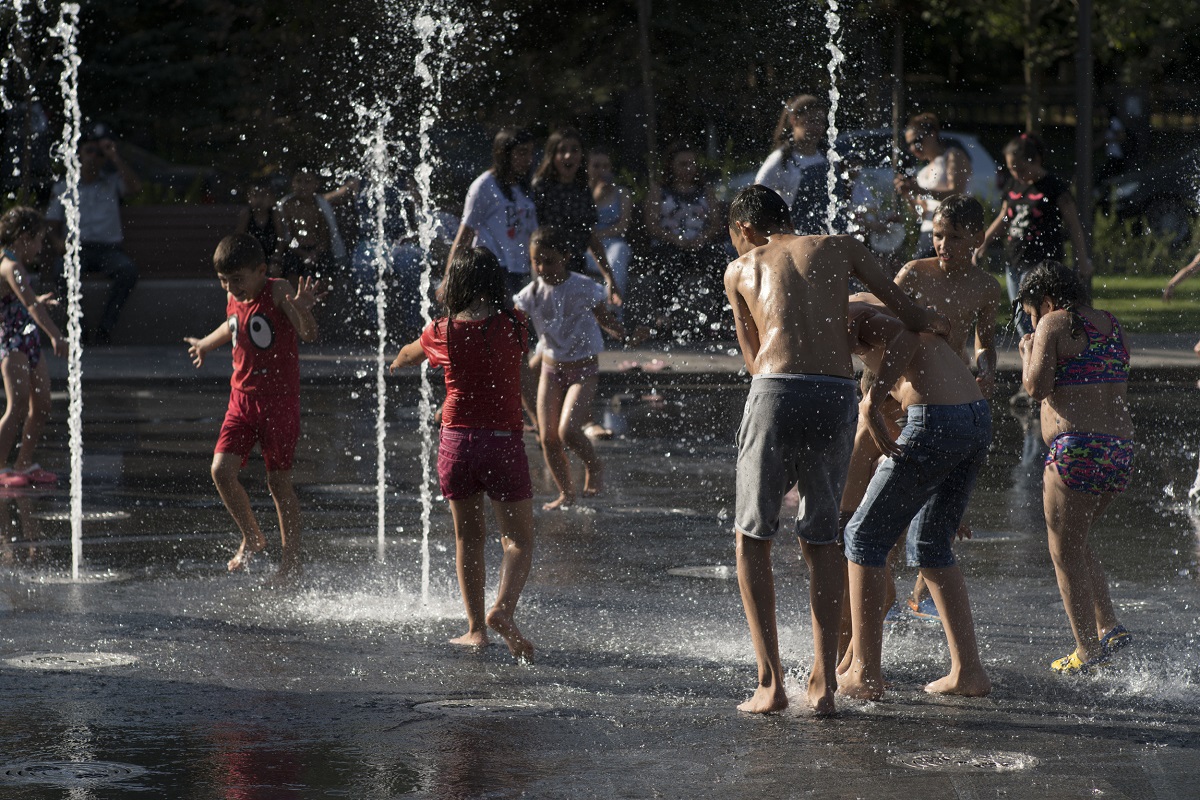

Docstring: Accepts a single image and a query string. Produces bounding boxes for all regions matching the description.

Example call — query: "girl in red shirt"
[391,247,535,660]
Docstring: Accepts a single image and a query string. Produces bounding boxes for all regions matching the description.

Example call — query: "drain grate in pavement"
[888,748,1038,773]
[414,698,552,717]
[3,652,138,671]
[0,761,147,786]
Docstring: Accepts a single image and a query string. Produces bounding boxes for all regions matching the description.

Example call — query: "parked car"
[1100,150,1199,247]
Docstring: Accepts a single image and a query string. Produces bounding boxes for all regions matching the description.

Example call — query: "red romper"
[214,278,302,471]
[421,311,532,502]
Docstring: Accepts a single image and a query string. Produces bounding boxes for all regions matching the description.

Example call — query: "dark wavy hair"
[533,127,587,189]
[773,93,826,157]
[729,184,791,232]
[1014,260,1087,338]
[932,194,985,233]
[0,206,43,248]
[1003,131,1046,164]
[440,246,525,353]
[491,127,535,200]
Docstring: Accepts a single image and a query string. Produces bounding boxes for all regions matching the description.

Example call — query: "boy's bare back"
[895,257,1000,361]
[725,234,871,378]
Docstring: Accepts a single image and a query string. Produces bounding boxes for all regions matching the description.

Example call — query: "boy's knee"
[266,470,294,495]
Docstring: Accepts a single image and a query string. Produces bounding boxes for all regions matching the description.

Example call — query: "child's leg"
[265,468,302,581]
[559,372,602,496]
[12,359,51,472]
[840,559,889,700]
[521,353,540,435]
[919,564,991,696]
[211,452,267,571]
[800,539,846,714]
[447,493,489,647]
[487,496,535,659]
[1044,468,1118,660]
[735,532,789,713]
[537,367,575,509]
[0,354,31,467]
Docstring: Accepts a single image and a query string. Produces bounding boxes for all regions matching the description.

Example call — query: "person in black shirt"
[977,133,1093,336]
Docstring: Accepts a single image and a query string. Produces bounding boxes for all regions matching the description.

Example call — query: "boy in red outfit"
[185,233,319,583]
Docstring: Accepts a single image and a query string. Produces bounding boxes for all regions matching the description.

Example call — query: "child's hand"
[861,395,902,459]
[955,521,973,541]
[289,276,326,310]
[36,292,59,308]
[1018,333,1034,359]
[607,285,623,307]
[49,334,67,358]
[975,370,995,397]
[1164,283,1177,302]
[1193,338,1200,359]
[184,337,206,368]
[388,352,405,373]
[924,308,951,337]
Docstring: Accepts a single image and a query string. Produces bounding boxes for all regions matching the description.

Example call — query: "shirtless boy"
[891,194,1000,616]
[839,295,992,700]
[724,184,946,715]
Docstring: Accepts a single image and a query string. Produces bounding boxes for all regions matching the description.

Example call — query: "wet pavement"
[1,366,1200,798]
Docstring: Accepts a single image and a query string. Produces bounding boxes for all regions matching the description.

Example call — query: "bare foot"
[582,462,603,497]
[543,493,574,511]
[583,423,612,441]
[737,683,789,714]
[228,534,266,572]
[486,608,534,661]
[836,667,885,701]
[925,671,991,697]
[264,562,303,589]
[807,674,838,716]
[449,630,489,648]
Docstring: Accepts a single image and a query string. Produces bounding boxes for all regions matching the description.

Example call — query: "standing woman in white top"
[755,93,831,236]
[894,113,972,259]
[442,127,539,300]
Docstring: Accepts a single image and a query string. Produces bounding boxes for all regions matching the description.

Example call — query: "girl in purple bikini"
[1016,261,1133,674]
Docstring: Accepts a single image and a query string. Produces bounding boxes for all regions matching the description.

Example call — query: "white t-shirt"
[46,172,126,245]
[513,272,606,362]
[755,149,826,208]
[461,171,537,274]
[915,148,971,232]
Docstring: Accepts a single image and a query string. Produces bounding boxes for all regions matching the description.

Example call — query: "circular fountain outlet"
[33,510,131,522]
[413,698,552,717]
[3,652,138,671]
[887,748,1038,773]
[0,761,147,786]
[667,565,735,580]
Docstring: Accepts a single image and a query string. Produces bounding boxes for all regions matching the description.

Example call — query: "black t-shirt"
[1004,172,1070,265]
[531,179,597,273]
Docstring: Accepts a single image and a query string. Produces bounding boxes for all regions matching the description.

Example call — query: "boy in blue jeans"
[839,295,992,701]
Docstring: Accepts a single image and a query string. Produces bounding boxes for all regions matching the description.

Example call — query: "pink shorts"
[541,356,599,392]
[437,428,533,502]
[215,389,301,472]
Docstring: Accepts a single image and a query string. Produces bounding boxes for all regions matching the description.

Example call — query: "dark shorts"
[438,427,533,503]
[734,374,858,543]
[1045,432,1133,494]
[215,389,301,472]
[844,401,991,569]
[0,299,41,368]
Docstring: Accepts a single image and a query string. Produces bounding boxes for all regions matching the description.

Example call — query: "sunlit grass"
[1092,275,1200,333]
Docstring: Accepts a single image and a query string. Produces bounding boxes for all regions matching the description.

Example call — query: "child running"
[840,295,992,700]
[515,226,625,511]
[0,207,67,489]
[185,234,319,583]
[1015,261,1133,673]
[390,246,535,659]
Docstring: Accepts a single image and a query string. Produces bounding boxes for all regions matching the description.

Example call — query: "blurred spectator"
[443,127,538,299]
[530,128,618,303]
[755,93,830,235]
[1097,104,1127,183]
[586,148,632,303]
[639,141,726,342]
[45,123,140,344]
[235,178,286,273]
[894,112,972,259]
[276,166,352,286]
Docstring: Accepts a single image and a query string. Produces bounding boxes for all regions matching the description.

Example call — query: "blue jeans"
[844,401,992,569]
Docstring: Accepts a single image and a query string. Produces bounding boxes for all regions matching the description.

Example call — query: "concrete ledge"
[81,278,226,345]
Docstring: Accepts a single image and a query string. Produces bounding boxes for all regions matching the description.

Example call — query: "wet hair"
[1014,260,1088,338]
[773,94,827,157]
[661,140,702,188]
[0,206,43,248]
[533,127,588,189]
[932,194,985,233]
[1003,132,1046,164]
[491,127,535,199]
[905,112,942,140]
[728,185,791,232]
[529,225,571,258]
[439,246,525,355]
[213,233,266,275]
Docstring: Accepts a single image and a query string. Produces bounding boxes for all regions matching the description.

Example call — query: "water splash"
[412,2,465,605]
[824,0,845,235]
[50,3,84,581]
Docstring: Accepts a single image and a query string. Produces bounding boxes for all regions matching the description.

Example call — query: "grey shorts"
[735,374,857,543]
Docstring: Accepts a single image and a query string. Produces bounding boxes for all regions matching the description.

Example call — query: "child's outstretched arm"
[973,282,1002,396]
[1,262,67,358]
[389,338,427,372]
[592,303,625,342]
[974,202,1009,265]
[1164,251,1200,301]
[184,322,233,368]
[274,276,321,342]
